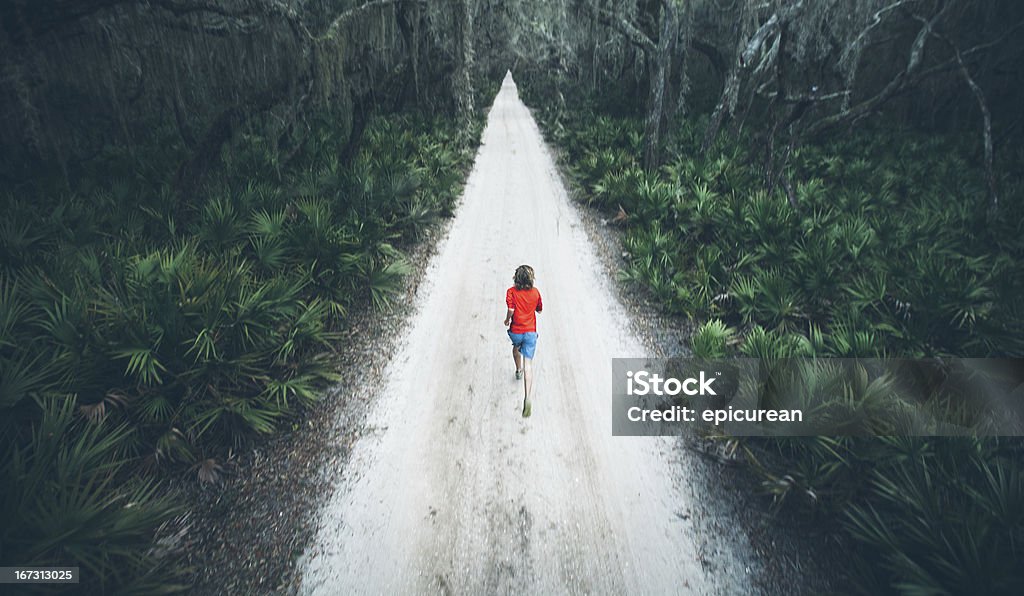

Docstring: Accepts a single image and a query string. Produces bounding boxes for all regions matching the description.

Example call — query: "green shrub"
[0,104,482,591]
[1,396,185,593]
[690,320,735,359]
[844,438,1024,594]
[532,91,1024,594]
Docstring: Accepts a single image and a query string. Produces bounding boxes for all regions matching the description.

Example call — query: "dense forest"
[2,0,1023,593]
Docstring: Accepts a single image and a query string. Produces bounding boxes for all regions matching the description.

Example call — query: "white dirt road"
[296,73,754,595]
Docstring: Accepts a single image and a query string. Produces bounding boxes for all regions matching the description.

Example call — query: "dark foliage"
[525,73,1024,593]
[0,105,481,592]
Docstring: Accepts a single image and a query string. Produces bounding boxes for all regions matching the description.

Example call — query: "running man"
[504,265,543,417]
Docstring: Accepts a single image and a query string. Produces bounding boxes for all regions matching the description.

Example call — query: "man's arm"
[503,308,514,327]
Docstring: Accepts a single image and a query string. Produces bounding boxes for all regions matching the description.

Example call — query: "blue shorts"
[507,330,539,359]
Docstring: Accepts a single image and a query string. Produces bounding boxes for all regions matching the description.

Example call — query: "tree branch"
[740,0,804,68]
[690,38,726,74]
[321,0,422,41]
[933,31,998,212]
[803,2,952,138]
[839,0,917,70]
[580,2,656,53]
[2,0,303,42]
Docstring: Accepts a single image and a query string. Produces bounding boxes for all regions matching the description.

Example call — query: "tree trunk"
[702,24,747,152]
[702,62,741,152]
[341,90,370,164]
[397,0,421,107]
[454,0,475,123]
[642,0,678,172]
[763,24,789,196]
[946,37,999,214]
[702,1,805,151]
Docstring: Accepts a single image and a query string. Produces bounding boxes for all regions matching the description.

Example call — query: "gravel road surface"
[296,73,754,595]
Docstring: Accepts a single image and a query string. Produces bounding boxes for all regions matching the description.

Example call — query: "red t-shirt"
[506,286,543,334]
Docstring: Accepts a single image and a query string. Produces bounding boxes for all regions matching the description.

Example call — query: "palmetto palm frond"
[198,196,245,253]
[731,268,804,331]
[690,320,735,359]
[249,209,287,239]
[739,325,805,360]
[1,396,181,588]
[743,191,796,250]
[249,235,288,272]
[367,259,412,312]
[114,347,168,386]
[0,352,53,410]
[263,373,320,410]
[0,277,32,350]
[844,439,1024,595]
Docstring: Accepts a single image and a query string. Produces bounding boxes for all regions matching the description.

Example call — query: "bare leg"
[523,357,534,401]
[512,346,522,372]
